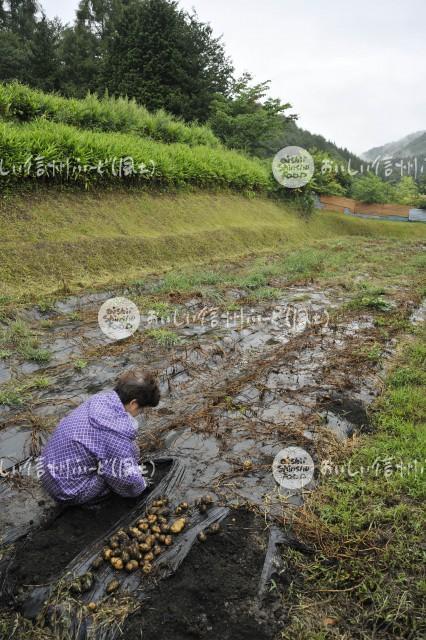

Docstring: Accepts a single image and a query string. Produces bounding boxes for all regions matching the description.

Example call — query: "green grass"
[0,319,51,362]
[0,189,425,303]
[145,328,183,347]
[0,81,220,147]
[73,359,88,371]
[282,325,426,639]
[247,286,282,301]
[0,375,50,406]
[348,293,393,312]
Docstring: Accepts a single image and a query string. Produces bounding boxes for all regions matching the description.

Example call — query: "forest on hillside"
[0,1,360,162]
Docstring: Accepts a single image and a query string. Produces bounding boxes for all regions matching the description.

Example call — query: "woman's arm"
[100,434,147,497]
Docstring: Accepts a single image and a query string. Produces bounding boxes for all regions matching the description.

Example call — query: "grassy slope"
[1,189,425,302]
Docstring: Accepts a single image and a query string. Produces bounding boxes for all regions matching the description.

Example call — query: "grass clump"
[155,270,224,294]
[73,359,88,371]
[0,320,51,362]
[348,294,393,312]
[145,328,182,348]
[247,286,282,301]
[0,375,50,406]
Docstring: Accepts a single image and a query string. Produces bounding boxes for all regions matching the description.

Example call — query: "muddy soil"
[0,281,422,637]
[122,509,277,640]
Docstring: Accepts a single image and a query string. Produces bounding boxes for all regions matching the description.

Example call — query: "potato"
[102,547,113,561]
[91,556,103,570]
[153,545,162,556]
[111,557,124,570]
[197,531,207,543]
[144,551,154,562]
[129,545,142,561]
[242,459,253,471]
[151,525,161,534]
[138,522,149,532]
[125,560,139,572]
[145,535,155,547]
[159,534,166,543]
[164,535,173,546]
[147,514,157,524]
[142,562,152,574]
[129,527,142,539]
[87,602,97,612]
[80,572,94,593]
[170,518,186,534]
[106,579,120,594]
[208,522,221,534]
[139,543,150,553]
[121,551,130,564]
[148,506,159,514]
[117,530,129,542]
[160,524,170,533]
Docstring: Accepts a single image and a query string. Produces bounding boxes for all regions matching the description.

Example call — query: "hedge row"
[0,81,220,148]
[0,119,273,192]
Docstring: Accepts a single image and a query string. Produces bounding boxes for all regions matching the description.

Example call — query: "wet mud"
[0,280,422,636]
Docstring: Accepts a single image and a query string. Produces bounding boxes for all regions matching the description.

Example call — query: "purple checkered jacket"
[41,390,146,504]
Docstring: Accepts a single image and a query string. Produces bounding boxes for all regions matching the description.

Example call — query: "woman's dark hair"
[114,369,160,407]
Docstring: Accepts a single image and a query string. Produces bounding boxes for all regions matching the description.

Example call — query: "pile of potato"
[70,495,220,597]
[91,496,188,581]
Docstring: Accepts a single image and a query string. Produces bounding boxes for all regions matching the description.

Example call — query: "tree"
[351,174,392,204]
[208,72,296,156]
[310,149,351,196]
[0,29,28,81]
[58,23,100,97]
[103,0,233,121]
[0,0,39,82]
[7,0,38,38]
[76,0,127,39]
[393,176,419,206]
[0,1,7,27]
[28,14,62,91]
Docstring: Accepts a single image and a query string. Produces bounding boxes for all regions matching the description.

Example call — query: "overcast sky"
[40,0,425,155]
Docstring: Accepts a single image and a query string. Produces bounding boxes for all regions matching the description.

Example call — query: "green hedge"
[0,81,220,148]
[0,119,273,192]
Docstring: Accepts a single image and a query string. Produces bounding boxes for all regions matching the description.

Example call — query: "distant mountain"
[362,130,426,161]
